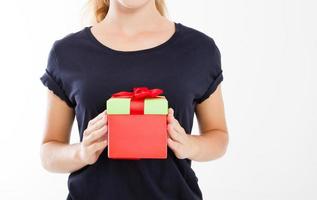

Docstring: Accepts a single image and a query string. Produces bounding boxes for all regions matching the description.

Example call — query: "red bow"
[112,87,164,115]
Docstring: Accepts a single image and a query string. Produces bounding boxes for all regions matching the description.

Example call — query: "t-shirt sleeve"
[40,41,74,108]
[195,38,223,104]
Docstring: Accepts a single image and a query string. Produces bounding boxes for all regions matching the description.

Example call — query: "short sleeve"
[195,39,223,104]
[40,41,74,108]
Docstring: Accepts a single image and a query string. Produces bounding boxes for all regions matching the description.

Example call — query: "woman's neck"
[101,0,167,35]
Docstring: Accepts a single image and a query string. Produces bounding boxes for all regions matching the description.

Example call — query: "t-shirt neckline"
[85,21,181,55]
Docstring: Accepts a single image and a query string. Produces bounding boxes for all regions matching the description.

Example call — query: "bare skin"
[40,0,228,173]
[168,85,228,161]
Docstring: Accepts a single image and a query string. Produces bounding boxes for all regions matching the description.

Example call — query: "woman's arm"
[40,90,108,173]
[167,84,229,162]
[191,84,228,161]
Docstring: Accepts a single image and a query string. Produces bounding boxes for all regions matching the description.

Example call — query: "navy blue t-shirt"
[40,21,223,200]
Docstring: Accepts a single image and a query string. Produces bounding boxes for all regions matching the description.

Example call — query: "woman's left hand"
[167,108,198,159]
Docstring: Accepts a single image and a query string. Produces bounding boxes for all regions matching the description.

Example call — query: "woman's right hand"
[79,109,108,165]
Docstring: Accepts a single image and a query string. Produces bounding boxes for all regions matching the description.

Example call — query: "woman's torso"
[44,22,222,200]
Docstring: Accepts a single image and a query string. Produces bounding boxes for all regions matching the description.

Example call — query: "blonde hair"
[82,0,168,25]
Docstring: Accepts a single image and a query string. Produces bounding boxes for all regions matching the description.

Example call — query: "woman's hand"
[79,110,108,165]
[167,108,198,159]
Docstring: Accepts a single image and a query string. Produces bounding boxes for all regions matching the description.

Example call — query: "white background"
[0,0,316,199]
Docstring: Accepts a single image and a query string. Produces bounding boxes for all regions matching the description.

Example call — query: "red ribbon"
[112,87,164,115]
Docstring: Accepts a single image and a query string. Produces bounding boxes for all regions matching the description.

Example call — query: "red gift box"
[106,87,168,159]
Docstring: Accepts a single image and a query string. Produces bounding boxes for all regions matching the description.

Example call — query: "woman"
[39,0,229,199]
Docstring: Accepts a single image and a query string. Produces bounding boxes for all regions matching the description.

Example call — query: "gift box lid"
[106,96,168,115]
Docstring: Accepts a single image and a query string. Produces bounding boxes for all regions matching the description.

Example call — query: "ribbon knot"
[111,87,164,115]
[112,87,163,100]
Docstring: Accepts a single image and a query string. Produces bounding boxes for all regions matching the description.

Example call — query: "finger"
[167,114,173,124]
[88,139,108,153]
[167,108,175,123]
[84,125,108,145]
[88,113,103,126]
[169,107,174,115]
[97,129,108,142]
[100,131,108,141]
[166,109,185,134]
[85,115,107,135]
[167,109,183,133]
[88,110,107,126]
[167,123,182,142]
[167,137,181,152]
[95,132,108,155]
[172,121,186,134]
